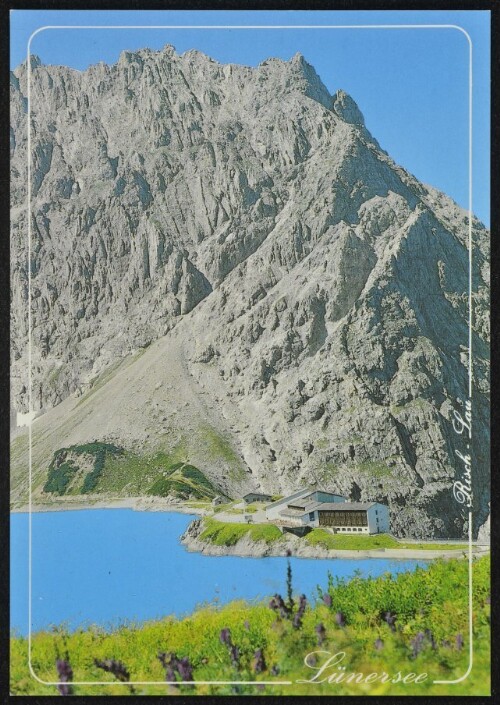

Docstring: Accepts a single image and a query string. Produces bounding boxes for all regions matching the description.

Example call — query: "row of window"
[318,510,368,527]
[337,527,367,532]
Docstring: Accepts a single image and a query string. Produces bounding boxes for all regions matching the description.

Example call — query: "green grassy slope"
[42,444,225,501]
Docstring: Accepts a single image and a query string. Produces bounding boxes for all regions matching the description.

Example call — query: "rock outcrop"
[10,46,489,538]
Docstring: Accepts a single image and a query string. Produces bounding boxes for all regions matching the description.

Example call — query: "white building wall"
[367,504,390,534]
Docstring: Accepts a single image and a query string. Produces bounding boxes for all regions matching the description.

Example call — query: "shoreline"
[10,495,211,516]
[180,518,488,562]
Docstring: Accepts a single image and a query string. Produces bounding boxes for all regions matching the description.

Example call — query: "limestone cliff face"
[10,47,489,538]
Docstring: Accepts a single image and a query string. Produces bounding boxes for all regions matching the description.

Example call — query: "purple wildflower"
[94,658,130,682]
[270,664,280,676]
[292,594,307,629]
[315,623,326,646]
[286,565,294,609]
[269,593,291,619]
[335,611,346,627]
[158,652,193,683]
[485,594,491,605]
[158,652,178,683]
[165,663,177,683]
[177,657,194,682]
[244,620,251,631]
[322,593,332,608]
[220,628,232,645]
[253,648,266,674]
[456,633,464,651]
[411,632,425,658]
[219,626,240,668]
[374,638,384,651]
[297,594,307,613]
[56,659,73,696]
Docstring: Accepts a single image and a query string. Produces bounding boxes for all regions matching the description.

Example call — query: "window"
[309,512,314,521]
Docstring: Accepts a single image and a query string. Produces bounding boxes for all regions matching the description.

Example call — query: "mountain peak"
[332,89,365,126]
[29,54,42,68]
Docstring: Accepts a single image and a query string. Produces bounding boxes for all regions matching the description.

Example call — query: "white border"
[25,23,475,689]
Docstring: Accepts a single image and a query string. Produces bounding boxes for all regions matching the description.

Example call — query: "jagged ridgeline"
[10,47,489,538]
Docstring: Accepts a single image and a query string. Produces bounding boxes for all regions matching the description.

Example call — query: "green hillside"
[42,443,224,501]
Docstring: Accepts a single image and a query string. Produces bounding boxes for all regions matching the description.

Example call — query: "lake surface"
[11,509,428,635]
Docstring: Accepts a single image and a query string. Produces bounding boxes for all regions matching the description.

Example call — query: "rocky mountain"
[10,46,489,538]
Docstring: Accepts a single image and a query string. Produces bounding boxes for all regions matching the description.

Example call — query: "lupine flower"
[411,632,425,658]
[374,638,384,651]
[219,626,240,668]
[322,593,332,608]
[165,663,177,683]
[286,562,294,610]
[244,620,250,631]
[253,648,266,674]
[383,611,397,632]
[177,657,194,681]
[94,658,130,682]
[315,623,326,646]
[292,594,307,629]
[56,659,73,696]
[269,593,291,619]
[157,652,193,683]
[158,652,178,683]
[270,664,280,676]
[335,611,346,627]
[456,633,464,651]
[297,594,307,613]
[220,628,232,645]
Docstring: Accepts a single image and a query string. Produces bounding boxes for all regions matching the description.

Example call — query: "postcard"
[8,6,491,698]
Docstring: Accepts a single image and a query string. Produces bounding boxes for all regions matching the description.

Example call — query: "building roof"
[280,501,323,516]
[265,487,346,510]
[317,502,376,511]
[289,492,345,509]
[243,492,272,498]
[265,487,316,510]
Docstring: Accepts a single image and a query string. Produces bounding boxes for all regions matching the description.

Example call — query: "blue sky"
[10,10,490,226]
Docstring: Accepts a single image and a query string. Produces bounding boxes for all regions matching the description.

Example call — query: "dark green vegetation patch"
[43,442,123,496]
[147,463,221,500]
[43,443,224,501]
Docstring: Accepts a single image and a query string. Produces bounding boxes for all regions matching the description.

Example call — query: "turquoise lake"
[11,509,428,635]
